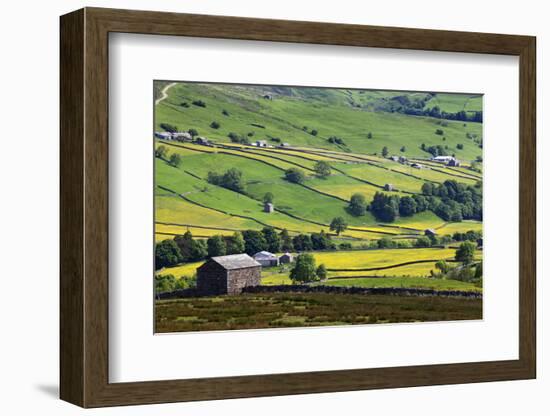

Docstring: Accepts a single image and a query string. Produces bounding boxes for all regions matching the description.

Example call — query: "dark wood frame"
[60,7,536,408]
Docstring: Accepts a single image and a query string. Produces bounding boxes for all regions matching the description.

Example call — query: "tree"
[188,128,199,137]
[155,145,168,159]
[207,235,226,257]
[225,232,245,255]
[367,132,373,139]
[311,230,332,250]
[263,192,274,204]
[456,143,464,150]
[348,193,367,216]
[398,196,417,217]
[192,99,206,107]
[316,264,327,280]
[314,161,331,178]
[262,227,281,253]
[174,231,207,262]
[289,254,317,283]
[415,236,432,248]
[435,260,449,274]
[311,129,318,136]
[455,241,476,265]
[400,146,406,152]
[284,168,305,184]
[330,217,348,235]
[292,234,313,252]
[210,121,220,129]
[155,240,183,269]
[222,168,245,192]
[242,230,267,255]
[377,237,396,249]
[435,128,444,135]
[222,109,230,116]
[382,146,389,157]
[160,123,178,133]
[169,153,182,168]
[370,192,399,222]
[279,229,294,252]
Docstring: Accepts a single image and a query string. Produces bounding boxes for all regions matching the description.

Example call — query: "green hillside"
[155,83,483,160]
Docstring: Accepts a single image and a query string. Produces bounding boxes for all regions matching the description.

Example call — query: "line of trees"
[362,179,482,223]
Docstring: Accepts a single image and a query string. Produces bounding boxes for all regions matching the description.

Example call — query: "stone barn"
[279,252,294,264]
[264,202,274,213]
[196,254,261,295]
[253,251,279,267]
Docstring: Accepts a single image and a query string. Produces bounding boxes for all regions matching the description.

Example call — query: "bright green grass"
[392,211,446,230]
[424,93,483,113]
[323,276,480,292]
[435,221,483,235]
[155,82,483,161]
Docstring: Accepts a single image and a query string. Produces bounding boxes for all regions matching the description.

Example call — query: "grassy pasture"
[435,221,483,235]
[155,292,482,332]
[156,82,483,161]
[312,248,457,271]
[324,276,480,292]
[425,93,483,113]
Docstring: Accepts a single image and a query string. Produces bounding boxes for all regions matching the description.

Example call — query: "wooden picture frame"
[60,7,536,408]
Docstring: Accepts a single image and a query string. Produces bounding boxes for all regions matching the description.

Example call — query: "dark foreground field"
[155,292,482,333]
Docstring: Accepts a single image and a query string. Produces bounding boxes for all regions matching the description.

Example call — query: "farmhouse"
[264,202,274,213]
[154,131,173,140]
[255,140,268,147]
[431,155,455,164]
[196,254,261,295]
[253,251,279,267]
[172,131,192,142]
[279,253,294,264]
[447,158,461,167]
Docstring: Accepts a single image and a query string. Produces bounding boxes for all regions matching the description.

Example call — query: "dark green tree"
[348,193,367,216]
[188,128,199,137]
[455,241,476,265]
[279,229,294,252]
[263,192,274,204]
[262,227,281,253]
[169,153,182,168]
[329,217,348,236]
[314,161,331,178]
[289,253,317,283]
[382,146,389,157]
[399,196,417,217]
[284,168,306,184]
[155,240,183,269]
[207,235,226,257]
[225,232,245,255]
[316,264,328,280]
[242,230,268,255]
[155,145,168,159]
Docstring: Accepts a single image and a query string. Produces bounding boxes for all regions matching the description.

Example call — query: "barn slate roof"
[210,254,261,270]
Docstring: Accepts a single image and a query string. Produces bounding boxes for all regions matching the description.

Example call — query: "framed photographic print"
[60,7,536,408]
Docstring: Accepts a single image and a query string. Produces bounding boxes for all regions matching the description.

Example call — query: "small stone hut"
[384,183,394,192]
[196,254,261,295]
[279,253,294,264]
[424,229,437,237]
[264,202,274,213]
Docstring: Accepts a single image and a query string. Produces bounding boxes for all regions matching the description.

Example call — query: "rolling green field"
[154,82,483,331]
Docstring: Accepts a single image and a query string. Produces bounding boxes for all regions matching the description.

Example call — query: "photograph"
[153,81,484,333]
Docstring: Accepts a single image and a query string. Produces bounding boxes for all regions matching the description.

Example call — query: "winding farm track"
[155,82,177,105]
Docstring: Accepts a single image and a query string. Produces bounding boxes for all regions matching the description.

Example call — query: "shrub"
[284,168,305,184]
[192,100,206,107]
[210,121,220,129]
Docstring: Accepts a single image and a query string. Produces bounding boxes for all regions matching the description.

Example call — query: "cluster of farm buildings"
[389,154,461,169]
[196,251,293,295]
